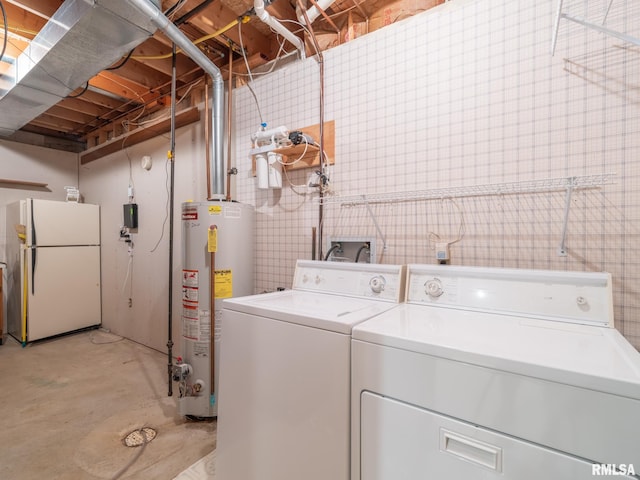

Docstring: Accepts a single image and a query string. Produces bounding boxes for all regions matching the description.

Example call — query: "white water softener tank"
[179,200,255,417]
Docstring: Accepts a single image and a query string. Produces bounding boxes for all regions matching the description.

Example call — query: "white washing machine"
[217,260,405,480]
[351,265,640,480]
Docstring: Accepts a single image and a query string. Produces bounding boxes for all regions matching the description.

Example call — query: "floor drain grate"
[123,427,157,447]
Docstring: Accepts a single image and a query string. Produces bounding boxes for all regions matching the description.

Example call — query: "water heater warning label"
[182,205,198,220]
[182,269,198,287]
[215,270,233,298]
[182,286,198,303]
[208,205,222,215]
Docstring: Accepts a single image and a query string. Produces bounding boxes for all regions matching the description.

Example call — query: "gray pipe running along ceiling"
[0,0,160,136]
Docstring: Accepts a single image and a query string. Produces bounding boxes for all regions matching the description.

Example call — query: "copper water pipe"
[308,0,340,34]
[352,0,369,33]
[209,226,217,398]
[297,0,326,260]
[226,45,233,202]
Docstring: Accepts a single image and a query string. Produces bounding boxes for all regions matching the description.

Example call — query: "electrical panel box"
[327,237,376,263]
[123,203,138,229]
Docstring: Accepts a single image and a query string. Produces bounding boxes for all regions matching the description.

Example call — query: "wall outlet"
[436,242,450,263]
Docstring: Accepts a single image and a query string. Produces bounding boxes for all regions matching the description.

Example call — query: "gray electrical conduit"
[129,0,226,398]
[130,0,225,198]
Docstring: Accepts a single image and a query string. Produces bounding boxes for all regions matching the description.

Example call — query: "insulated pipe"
[129,0,225,198]
[254,0,306,59]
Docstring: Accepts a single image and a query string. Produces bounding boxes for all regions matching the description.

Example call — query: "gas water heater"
[178,200,254,417]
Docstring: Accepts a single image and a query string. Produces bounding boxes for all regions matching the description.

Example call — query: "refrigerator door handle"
[30,199,37,294]
[31,247,36,295]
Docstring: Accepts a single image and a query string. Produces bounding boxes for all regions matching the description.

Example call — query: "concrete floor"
[0,330,216,479]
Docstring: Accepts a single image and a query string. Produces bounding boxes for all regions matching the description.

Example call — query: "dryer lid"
[352,304,640,400]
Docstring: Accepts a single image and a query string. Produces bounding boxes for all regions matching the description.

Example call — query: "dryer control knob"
[425,278,444,298]
[369,275,386,294]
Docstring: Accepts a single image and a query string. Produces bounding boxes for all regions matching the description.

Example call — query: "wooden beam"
[3,2,48,35]
[104,60,174,94]
[56,97,113,119]
[180,0,279,60]
[29,113,85,132]
[44,105,96,125]
[17,125,85,145]
[0,178,48,188]
[4,0,62,19]
[89,73,150,104]
[130,37,199,77]
[80,106,201,164]
[65,89,131,112]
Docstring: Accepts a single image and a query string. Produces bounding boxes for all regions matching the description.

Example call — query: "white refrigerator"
[6,199,101,344]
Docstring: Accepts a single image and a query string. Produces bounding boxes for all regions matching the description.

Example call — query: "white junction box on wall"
[327,237,376,263]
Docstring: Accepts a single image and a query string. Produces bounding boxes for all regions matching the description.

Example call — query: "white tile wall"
[231,0,640,348]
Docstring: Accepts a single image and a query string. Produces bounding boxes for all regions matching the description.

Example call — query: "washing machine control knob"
[369,275,386,294]
[302,274,309,284]
[425,278,444,298]
[315,275,322,284]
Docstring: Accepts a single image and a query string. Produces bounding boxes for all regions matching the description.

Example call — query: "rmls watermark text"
[592,464,636,476]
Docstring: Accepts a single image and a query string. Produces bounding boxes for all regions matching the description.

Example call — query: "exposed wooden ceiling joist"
[1,0,443,155]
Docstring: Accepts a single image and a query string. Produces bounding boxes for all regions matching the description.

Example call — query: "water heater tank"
[179,200,255,417]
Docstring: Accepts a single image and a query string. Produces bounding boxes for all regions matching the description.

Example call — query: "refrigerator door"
[27,245,101,341]
[27,199,100,246]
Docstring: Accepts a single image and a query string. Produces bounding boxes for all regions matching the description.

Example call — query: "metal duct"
[129,0,226,198]
[0,0,160,136]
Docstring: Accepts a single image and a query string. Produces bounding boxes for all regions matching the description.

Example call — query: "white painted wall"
[0,140,79,337]
[80,120,210,354]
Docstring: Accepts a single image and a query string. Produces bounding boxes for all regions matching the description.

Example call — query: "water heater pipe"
[226,45,233,202]
[254,0,306,59]
[297,0,337,27]
[130,0,226,198]
[166,45,178,397]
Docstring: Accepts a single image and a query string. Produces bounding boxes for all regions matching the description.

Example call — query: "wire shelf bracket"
[551,0,640,56]
[319,173,615,257]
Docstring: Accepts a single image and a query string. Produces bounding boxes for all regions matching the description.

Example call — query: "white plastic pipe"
[254,0,306,59]
[129,0,226,198]
[298,0,337,26]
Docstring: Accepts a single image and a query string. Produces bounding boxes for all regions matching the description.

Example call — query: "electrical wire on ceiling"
[166,0,188,19]
[66,82,89,98]
[131,18,245,61]
[233,35,289,78]
[238,19,264,124]
[106,49,134,71]
[0,0,8,63]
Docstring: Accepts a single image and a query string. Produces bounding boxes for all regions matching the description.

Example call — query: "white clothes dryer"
[351,265,640,480]
[217,260,405,480]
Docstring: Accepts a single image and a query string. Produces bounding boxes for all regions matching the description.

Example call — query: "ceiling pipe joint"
[254,0,306,59]
[129,0,225,198]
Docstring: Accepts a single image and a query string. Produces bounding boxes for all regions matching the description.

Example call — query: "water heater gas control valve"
[172,362,192,382]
